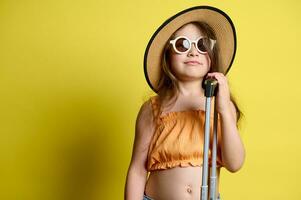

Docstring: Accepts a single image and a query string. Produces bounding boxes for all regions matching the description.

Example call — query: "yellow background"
[0,0,300,199]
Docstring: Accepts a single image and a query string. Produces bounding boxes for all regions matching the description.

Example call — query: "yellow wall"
[0,0,300,199]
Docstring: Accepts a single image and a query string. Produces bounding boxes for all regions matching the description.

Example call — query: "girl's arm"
[206,72,245,172]
[219,101,245,172]
[124,100,155,200]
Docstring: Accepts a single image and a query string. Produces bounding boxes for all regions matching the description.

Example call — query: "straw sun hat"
[143,6,237,93]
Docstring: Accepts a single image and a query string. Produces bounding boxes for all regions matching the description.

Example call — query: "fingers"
[206,72,228,85]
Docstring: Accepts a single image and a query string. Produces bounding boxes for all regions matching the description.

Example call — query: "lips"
[184,60,201,65]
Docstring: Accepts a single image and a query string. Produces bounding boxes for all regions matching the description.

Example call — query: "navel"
[186,184,193,194]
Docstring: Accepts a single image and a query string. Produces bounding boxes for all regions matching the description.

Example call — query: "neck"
[176,79,204,97]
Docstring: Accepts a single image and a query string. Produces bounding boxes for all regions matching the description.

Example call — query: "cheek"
[170,53,179,63]
[169,54,182,71]
[204,55,211,70]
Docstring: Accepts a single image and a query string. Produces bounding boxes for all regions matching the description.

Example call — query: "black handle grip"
[204,78,218,97]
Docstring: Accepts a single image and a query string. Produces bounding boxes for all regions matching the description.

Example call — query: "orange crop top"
[146,96,224,171]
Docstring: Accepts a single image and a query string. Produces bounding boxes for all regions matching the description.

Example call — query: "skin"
[125,23,245,200]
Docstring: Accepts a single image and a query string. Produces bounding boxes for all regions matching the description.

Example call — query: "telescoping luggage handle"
[201,78,221,200]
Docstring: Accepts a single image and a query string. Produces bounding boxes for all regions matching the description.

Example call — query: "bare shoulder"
[133,99,154,161]
[129,97,156,170]
[136,98,154,129]
[135,96,157,139]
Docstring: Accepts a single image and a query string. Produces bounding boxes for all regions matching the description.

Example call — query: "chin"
[186,70,209,77]
[180,74,207,81]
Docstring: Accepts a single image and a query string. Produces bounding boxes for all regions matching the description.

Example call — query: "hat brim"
[144,6,237,93]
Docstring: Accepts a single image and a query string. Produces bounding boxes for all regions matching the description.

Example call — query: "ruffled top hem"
[148,159,223,171]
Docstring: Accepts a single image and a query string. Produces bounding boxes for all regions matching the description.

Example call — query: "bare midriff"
[144,166,220,200]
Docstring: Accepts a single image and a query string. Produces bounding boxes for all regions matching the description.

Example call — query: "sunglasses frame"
[169,36,216,54]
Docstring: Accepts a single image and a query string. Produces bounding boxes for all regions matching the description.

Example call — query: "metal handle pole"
[201,96,212,200]
[201,78,218,200]
[209,105,218,200]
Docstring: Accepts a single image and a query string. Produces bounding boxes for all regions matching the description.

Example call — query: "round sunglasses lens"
[175,38,190,52]
[197,38,209,53]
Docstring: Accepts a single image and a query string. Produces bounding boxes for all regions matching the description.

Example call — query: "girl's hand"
[206,72,232,115]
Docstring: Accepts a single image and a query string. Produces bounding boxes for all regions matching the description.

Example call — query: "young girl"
[125,6,245,200]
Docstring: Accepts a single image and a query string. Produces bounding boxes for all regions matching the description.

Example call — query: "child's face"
[169,23,211,81]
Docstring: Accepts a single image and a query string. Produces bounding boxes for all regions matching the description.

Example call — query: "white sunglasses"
[169,36,216,54]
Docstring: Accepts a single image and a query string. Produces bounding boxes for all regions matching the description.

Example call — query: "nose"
[187,42,199,56]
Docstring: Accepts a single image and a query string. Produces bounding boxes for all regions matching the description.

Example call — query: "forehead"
[173,23,204,39]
